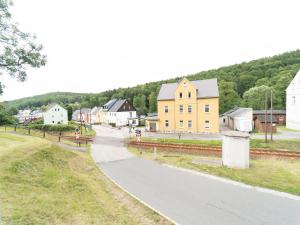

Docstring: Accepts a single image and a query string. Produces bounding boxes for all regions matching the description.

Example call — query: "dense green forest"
[4,50,300,115]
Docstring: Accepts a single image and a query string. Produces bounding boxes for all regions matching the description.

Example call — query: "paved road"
[92,126,300,225]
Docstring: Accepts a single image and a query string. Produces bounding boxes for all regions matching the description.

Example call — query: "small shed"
[145,113,159,132]
[253,110,286,125]
[221,107,253,132]
[254,115,277,133]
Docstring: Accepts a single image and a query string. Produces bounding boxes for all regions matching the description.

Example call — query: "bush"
[29,124,77,132]
[109,123,116,127]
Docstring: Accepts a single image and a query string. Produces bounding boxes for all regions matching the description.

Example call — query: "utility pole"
[264,92,268,143]
[270,90,273,141]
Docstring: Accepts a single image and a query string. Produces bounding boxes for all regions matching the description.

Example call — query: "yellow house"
[157,78,219,133]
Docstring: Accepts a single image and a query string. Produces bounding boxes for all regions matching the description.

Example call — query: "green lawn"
[139,137,300,151]
[129,147,300,196]
[0,133,172,225]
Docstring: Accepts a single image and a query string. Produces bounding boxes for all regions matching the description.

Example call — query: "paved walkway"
[91,125,300,225]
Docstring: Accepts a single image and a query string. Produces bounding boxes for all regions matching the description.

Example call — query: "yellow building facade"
[157,78,219,133]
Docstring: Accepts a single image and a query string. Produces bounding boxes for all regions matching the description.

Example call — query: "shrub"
[109,123,116,127]
[29,124,77,132]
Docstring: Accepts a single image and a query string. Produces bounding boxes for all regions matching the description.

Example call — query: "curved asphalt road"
[91,126,300,225]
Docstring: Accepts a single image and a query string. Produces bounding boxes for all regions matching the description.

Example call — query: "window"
[188,105,192,113]
[179,105,183,113]
[58,108,60,111]
[52,121,54,124]
[179,120,184,128]
[164,106,169,113]
[165,120,169,128]
[188,92,191,98]
[293,96,296,104]
[179,92,183,98]
[205,104,210,113]
[188,120,192,128]
[204,120,210,129]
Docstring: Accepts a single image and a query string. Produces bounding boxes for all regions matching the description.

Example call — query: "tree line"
[4,50,300,116]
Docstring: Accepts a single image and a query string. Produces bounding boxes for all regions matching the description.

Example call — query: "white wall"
[286,71,300,130]
[44,104,68,125]
[233,109,253,132]
[104,111,137,126]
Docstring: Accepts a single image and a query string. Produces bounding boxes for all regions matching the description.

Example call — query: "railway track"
[128,141,300,159]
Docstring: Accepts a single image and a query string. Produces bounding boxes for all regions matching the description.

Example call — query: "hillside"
[5,50,300,114]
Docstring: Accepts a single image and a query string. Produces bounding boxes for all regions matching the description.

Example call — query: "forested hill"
[5,50,300,114]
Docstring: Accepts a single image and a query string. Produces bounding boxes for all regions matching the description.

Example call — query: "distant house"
[15,110,31,124]
[72,108,91,124]
[253,110,286,125]
[286,70,300,130]
[220,107,253,132]
[97,99,138,127]
[254,115,277,133]
[43,104,68,125]
[91,107,101,124]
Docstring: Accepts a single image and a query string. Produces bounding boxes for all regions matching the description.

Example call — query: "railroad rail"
[128,141,300,159]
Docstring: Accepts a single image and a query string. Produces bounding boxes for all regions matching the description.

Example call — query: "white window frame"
[204,104,210,113]
[179,105,183,113]
[188,120,192,128]
[164,106,169,113]
[204,120,210,129]
[179,120,184,128]
[188,105,192,113]
[165,120,169,128]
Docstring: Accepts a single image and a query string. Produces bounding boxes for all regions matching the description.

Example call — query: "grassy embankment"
[0,133,172,225]
[129,147,300,196]
[139,137,300,151]
[0,126,96,147]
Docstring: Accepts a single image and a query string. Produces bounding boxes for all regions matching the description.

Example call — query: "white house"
[43,103,68,125]
[100,99,138,127]
[220,107,253,132]
[286,70,300,130]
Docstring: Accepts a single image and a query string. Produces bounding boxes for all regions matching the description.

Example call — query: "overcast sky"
[1,0,300,101]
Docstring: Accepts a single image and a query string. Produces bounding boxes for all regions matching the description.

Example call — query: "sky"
[1,0,300,101]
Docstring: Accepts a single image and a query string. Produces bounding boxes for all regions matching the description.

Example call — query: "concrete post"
[222,131,250,169]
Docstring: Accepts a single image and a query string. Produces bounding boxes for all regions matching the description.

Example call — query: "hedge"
[29,124,77,132]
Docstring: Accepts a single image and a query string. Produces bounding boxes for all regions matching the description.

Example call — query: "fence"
[0,125,93,146]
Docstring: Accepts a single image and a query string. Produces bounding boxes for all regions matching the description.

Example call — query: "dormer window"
[179,92,183,98]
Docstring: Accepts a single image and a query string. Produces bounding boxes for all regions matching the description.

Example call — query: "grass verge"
[0,133,172,225]
[129,147,300,196]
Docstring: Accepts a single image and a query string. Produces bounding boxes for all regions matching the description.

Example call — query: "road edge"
[163,164,300,201]
[97,164,180,225]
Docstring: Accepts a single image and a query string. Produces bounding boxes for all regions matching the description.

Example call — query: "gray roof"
[253,110,286,115]
[157,78,219,100]
[108,99,127,112]
[104,99,118,110]
[227,108,252,118]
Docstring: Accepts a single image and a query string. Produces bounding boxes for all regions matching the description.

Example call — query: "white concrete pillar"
[222,131,250,169]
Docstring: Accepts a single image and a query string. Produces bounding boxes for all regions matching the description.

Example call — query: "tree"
[65,105,73,121]
[148,92,157,113]
[242,85,273,109]
[133,94,147,115]
[219,81,241,114]
[0,0,46,94]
